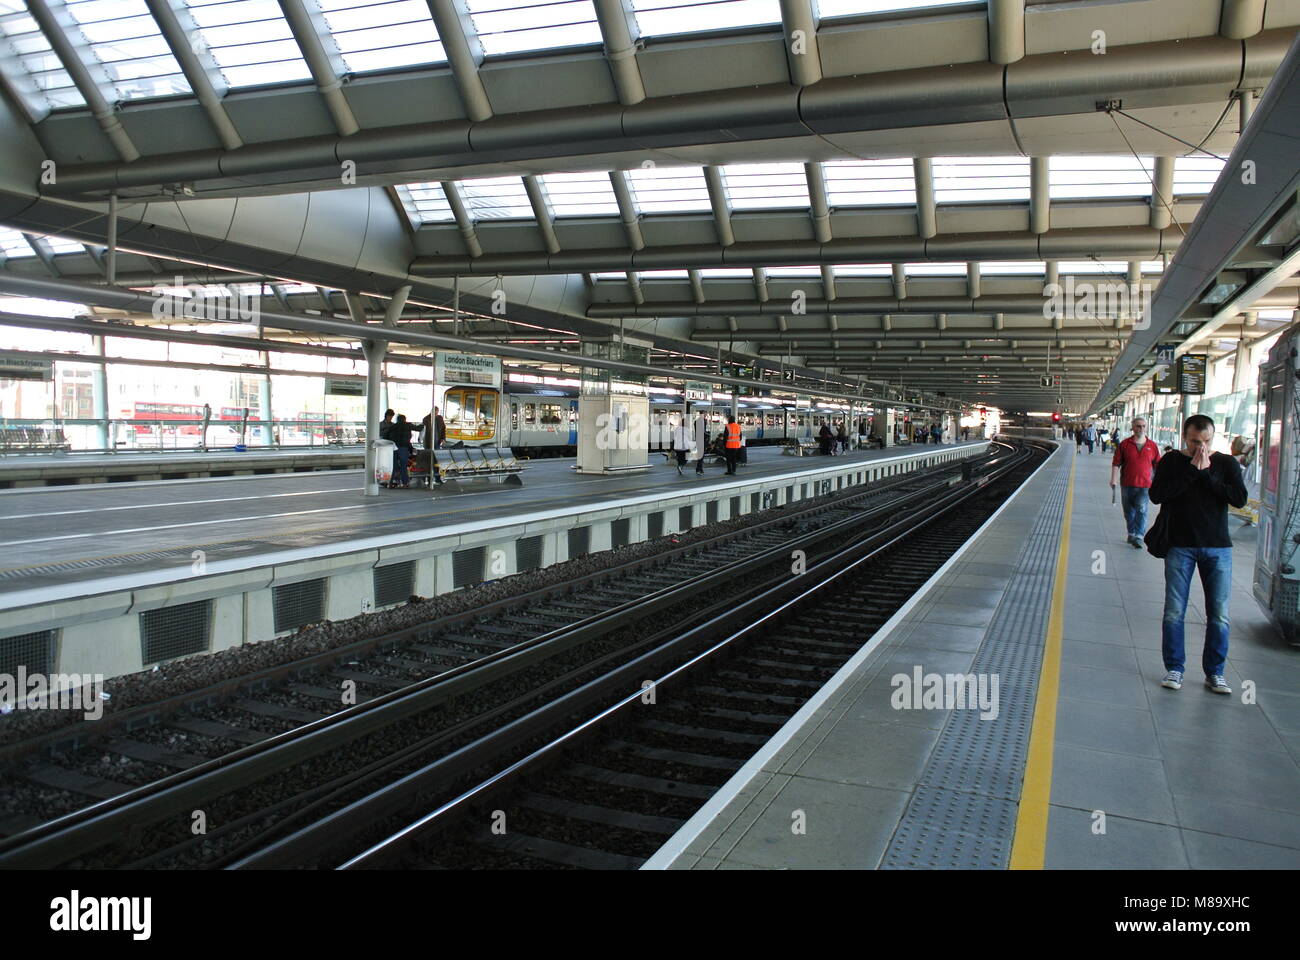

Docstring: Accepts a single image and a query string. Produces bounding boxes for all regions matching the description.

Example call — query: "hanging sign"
[0,352,53,381]
[436,353,502,387]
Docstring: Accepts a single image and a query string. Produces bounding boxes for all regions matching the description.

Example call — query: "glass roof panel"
[593,271,628,279]
[0,5,86,109]
[722,163,809,210]
[459,176,534,220]
[396,183,456,223]
[65,0,190,99]
[766,265,822,277]
[630,0,781,38]
[980,260,1046,275]
[1056,260,1131,274]
[832,263,893,276]
[626,166,712,213]
[822,159,915,207]
[904,262,966,276]
[1049,156,1155,199]
[932,156,1030,203]
[0,227,34,257]
[184,0,313,88]
[316,0,446,72]
[466,0,602,56]
[639,269,688,278]
[818,0,965,16]
[1173,155,1226,196]
[539,172,620,217]
[40,234,87,254]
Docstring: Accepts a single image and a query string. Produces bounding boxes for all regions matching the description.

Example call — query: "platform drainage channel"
[881,451,1069,869]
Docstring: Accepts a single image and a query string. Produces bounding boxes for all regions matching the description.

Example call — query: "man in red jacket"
[1111,416,1161,548]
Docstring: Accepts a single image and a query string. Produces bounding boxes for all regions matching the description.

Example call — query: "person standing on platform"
[931,422,942,445]
[724,415,742,475]
[418,408,445,485]
[379,409,395,441]
[1111,416,1161,548]
[694,412,709,475]
[672,419,692,475]
[389,413,414,488]
[837,421,850,454]
[818,422,834,456]
[1075,425,1083,450]
[1082,423,1097,453]
[1148,414,1248,695]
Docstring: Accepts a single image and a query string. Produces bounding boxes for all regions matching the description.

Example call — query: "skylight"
[0,2,85,109]
[932,157,1031,203]
[315,0,445,73]
[766,265,822,277]
[639,269,688,278]
[817,0,963,17]
[466,0,602,56]
[184,0,313,88]
[458,176,534,220]
[904,262,967,276]
[1173,155,1226,196]
[65,0,190,100]
[593,271,628,280]
[626,166,713,214]
[1057,260,1131,274]
[832,263,893,276]
[822,159,916,207]
[722,163,809,210]
[1050,156,1155,200]
[540,172,620,217]
[40,234,87,254]
[696,268,752,278]
[0,227,34,258]
[395,183,456,223]
[630,0,781,38]
[980,261,1047,275]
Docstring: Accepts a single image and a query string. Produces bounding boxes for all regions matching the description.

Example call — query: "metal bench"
[410,443,525,489]
[0,426,72,453]
[783,438,819,456]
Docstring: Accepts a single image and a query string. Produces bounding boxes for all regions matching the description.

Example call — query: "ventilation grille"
[517,535,544,571]
[373,561,415,607]
[751,492,761,512]
[802,483,809,499]
[140,600,212,665]
[568,526,590,558]
[647,511,664,539]
[0,630,55,677]
[678,506,692,531]
[453,546,487,587]
[730,496,741,518]
[274,579,326,633]
[611,518,630,548]
[706,500,718,524]
[787,485,795,502]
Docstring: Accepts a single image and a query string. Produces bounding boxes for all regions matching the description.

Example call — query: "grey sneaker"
[1161,670,1183,690]
[1205,675,1232,695]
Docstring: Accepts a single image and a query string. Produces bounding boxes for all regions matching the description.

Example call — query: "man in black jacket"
[1148,414,1248,695]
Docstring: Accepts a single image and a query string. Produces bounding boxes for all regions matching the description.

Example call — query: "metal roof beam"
[425,0,493,121]
[280,0,359,136]
[144,0,242,150]
[593,0,646,105]
[780,0,822,86]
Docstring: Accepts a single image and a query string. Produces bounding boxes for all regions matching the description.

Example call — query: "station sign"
[1177,354,1208,395]
[325,377,365,397]
[437,352,502,388]
[0,352,53,381]
[684,381,713,402]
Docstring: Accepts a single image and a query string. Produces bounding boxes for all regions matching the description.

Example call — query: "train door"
[568,400,578,446]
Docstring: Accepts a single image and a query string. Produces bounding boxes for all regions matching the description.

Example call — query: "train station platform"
[0,440,985,681]
[0,446,365,487]
[647,442,1300,870]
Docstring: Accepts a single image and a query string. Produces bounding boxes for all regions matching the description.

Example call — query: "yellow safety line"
[1009,449,1076,869]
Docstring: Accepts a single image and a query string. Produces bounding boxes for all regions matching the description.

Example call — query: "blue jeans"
[1162,547,1231,677]
[1120,486,1149,538]
[392,445,411,485]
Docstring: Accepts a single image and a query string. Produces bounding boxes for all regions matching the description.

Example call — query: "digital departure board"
[1177,354,1208,395]
[1153,363,1176,395]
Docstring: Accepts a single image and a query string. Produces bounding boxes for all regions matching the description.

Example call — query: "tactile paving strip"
[881,452,1070,869]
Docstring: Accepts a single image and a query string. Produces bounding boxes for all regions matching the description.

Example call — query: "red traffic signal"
[1052,411,1061,423]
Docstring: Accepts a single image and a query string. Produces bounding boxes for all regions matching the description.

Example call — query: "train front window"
[478,392,497,431]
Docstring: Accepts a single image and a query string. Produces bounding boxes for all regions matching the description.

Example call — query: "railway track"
[0,441,1024,869]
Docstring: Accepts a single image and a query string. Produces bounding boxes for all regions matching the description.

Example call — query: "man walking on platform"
[1148,415,1248,695]
[1111,416,1161,548]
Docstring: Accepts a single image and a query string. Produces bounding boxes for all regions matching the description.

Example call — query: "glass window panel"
[903,262,966,276]
[1173,155,1225,196]
[184,0,312,87]
[593,271,628,279]
[65,0,192,100]
[539,172,619,217]
[1049,155,1155,199]
[766,265,821,277]
[0,7,86,109]
[823,159,915,207]
[316,0,446,71]
[40,235,86,254]
[638,269,687,278]
[723,163,809,210]
[395,183,456,223]
[932,156,1030,203]
[0,228,34,257]
[458,176,534,220]
[696,267,752,278]
[626,166,712,213]
[979,261,1047,275]
[467,0,601,56]
[832,263,893,276]
[1056,260,1131,274]
[818,0,960,15]
[631,0,780,37]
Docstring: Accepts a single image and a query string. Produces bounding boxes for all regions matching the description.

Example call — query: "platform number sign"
[1155,344,1176,366]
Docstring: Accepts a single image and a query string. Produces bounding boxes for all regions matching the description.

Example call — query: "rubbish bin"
[372,438,396,487]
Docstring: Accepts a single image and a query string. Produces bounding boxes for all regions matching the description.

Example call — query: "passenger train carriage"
[440,384,867,458]
[1253,324,1300,645]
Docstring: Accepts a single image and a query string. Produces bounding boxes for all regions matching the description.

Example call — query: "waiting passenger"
[818,422,834,456]
[379,408,395,441]
[837,422,850,453]
[389,414,415,488]
[1148,414,1248,695]
[1111,416,1161,548]
[695,413,709,476]
[671,420,693,475]
[1082,423,1097,454]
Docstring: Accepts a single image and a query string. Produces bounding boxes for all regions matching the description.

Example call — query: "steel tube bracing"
[417,225,1176,277]
[37,32,1291,199]
[0,273,955,411]
[143,0,242,151]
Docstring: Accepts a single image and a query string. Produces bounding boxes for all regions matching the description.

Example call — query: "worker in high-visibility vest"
[724,415,742,475]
